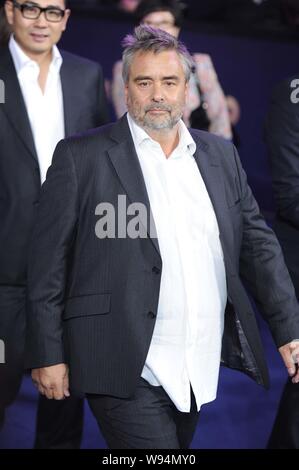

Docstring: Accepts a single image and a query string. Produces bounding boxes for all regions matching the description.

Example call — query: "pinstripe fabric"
[87,378,199,449]
[26,116,299,398]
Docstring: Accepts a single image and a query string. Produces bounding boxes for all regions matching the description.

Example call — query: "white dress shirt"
[127,113,227,412]
[9,35,65,184]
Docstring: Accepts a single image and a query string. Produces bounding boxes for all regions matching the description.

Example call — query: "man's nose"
[151,83,164,102]
[33,12,49,28]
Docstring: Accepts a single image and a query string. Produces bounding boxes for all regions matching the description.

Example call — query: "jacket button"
[152,266,161,274]
[148,311,157,319]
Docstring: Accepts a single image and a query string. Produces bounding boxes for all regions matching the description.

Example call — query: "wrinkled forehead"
[129,49,185,77]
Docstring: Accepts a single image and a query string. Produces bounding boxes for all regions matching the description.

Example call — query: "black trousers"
[0,286,25,411]
[0,286,84,448]
[267,378,299,449]
[34,394,84,449]
[87,378,199,449]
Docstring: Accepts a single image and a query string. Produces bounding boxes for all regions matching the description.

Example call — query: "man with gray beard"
[26,25,299,449]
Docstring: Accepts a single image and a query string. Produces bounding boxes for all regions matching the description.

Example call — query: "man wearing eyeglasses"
[0,0,109,448]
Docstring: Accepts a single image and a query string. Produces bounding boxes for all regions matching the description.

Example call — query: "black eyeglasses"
[12,0,66,23]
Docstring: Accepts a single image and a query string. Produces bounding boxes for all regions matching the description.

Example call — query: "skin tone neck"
[146,124,180,158]
[35,50,52,92]
[31,48,52,92]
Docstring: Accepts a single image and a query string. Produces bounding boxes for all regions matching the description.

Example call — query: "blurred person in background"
[265,75,299,449]
[226,94,241,148]
[280,0,299,28]
[0,4,11,45]
[117,0,141,14]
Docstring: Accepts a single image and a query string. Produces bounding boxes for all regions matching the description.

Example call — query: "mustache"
[145,104,172,112]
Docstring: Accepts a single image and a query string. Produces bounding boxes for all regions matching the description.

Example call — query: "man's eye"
[23,5,39,14]
[165,81,176,86]
[138,82,150,87]
[47,9,63,20]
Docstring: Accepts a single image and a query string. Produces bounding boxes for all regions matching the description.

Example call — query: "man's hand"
[279,341,299,383]
[31,364,70,400]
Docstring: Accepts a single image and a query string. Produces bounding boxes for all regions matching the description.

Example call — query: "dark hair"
[0,6,11,47]
[134,0,186,27]
[121,24,193,83]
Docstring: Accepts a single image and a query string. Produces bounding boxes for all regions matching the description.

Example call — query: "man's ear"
[4,1,14,26]
[124,83,129,105]
[173,25,180,38]
[61,8,71,32]
[184,80,189,101]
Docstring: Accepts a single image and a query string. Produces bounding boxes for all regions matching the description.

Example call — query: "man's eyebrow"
[162,76,179,81]
[134,76,153,81]
[24,1,64,8]
[133,75,180,81]
[45,4,65,8]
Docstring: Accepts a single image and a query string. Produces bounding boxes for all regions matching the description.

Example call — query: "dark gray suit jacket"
[265,75,299,297]
[26,115,299,397]
[0,46,109,286]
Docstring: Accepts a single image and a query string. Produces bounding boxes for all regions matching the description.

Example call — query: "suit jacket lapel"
[107,116,160,256]
[0,47,37,163]
[191,134,235,275]
[60,56,76,137]
[61,53,85,137]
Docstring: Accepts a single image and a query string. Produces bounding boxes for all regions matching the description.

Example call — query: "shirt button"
[148,311,157,319]
[152,266,161,274]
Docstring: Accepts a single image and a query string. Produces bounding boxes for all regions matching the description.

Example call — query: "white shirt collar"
[9,34,63,76]
[127,112,196,159]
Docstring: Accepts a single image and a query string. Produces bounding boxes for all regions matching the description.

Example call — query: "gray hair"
[121,25,193,83]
